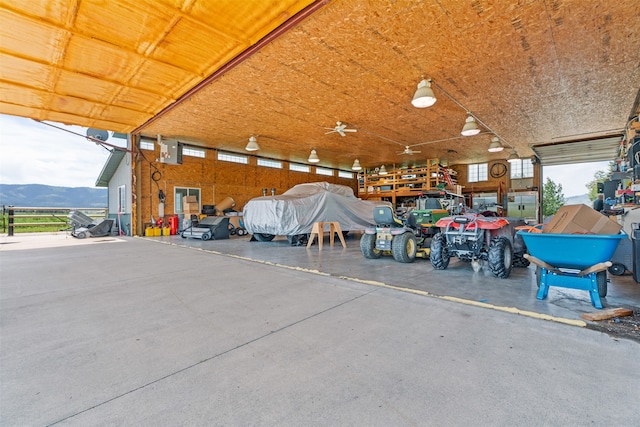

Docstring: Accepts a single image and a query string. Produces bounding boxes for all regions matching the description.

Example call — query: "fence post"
[8,205,14,236]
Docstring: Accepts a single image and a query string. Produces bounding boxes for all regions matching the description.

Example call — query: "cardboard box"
[543,205,622,235]
[183,202,200,213]
[183,195,197,204]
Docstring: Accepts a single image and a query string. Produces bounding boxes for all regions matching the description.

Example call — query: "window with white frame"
[174,187,201,213]
[315,167,333,176]
[139,140,154,150]
[290,163,310,173]
[118,185,126,213]
[510,158,534,179]
[468,163,488,182]
[182,147,205,158]
[217,152,248,164]
[338,171,353,179]
[257,159,282,169]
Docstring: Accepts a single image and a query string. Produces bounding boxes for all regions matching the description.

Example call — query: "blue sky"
[0,113,609,196]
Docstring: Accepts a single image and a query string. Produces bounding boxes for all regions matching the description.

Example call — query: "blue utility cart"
[517,231,626,309]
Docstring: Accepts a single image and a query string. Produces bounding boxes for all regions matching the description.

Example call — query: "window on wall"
[315,167,333,176]
[174,187,201,213]
[217,152,248,164]
[290,164,310,173]
[338,171,353,179]
[510,158,534,179]
[139,140,154,150]
[182,147,205,158]
[118,185,126,213]
[257,159,282,169]
[468,163,488,182]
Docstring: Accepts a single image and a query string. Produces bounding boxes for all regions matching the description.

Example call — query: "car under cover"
[243,182,390,237]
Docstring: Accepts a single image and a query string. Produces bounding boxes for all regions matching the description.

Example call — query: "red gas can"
[168,215,179,235]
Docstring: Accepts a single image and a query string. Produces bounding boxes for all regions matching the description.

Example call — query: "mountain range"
[0,184,107,208]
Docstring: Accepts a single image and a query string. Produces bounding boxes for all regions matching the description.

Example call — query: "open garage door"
[531,135,623,166]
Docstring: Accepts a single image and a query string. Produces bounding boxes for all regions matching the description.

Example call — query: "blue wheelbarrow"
[517,231,626,309]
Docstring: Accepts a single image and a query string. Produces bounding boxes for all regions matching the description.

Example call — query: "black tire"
[597,270,607,297]
[181,232,187,238]
[254,233,275,242]
[392,232,417,263]
[201,232,211,241]
[360,233,382,259]
[608,263,626,276]
[287,234,307,246]
[488,236,513,279]
[430,233,450,270]
[76,231,87,239]
[513,251,530,268]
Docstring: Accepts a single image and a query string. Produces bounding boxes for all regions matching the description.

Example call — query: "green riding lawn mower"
[360,191,465,263]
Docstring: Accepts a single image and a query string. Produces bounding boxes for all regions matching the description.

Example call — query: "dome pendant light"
[351,159,362,171]
[461,113,481,136]
[411,79,437,108]
[507,149,520,163]
[308,149,320,163]
[488,136,504,152]
[245,136,260,151]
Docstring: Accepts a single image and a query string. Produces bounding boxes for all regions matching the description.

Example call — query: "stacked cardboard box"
[183,195,200,215]
[543,205,622,235]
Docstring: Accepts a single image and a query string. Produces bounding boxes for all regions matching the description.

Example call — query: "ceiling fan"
[398,146,422,155]
[324,121,357,137]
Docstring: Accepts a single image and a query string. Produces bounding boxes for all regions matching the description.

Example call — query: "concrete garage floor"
[161,231,640,323]
[1,232,639,426]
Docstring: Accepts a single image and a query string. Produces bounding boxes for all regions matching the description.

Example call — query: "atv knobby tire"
[391,232,417,263]
[488,236,513,278]
[360,233,382,259]
[254,233,275,242]
[430,233,450,270]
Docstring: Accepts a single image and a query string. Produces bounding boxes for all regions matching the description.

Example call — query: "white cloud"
[0,114,125,188]
[543,161,611,197]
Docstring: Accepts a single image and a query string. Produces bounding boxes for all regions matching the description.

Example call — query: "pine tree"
[542,177,565,217]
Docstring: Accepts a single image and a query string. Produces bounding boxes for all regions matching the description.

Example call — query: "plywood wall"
[135,146,355,232]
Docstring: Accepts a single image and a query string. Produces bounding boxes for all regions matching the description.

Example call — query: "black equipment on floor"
[181,216,230,240]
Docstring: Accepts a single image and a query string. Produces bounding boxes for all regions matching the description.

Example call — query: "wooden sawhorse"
[306,221,347,250]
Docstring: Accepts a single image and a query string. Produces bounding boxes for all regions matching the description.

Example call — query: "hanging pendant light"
[245,136,260,151]
[488,136,504,152]
[351,159,362,171]
[379,165,388,175]
[308,149,320,163]
[507,149,520,163]
[461,113,481,136]
[411,78,437,108]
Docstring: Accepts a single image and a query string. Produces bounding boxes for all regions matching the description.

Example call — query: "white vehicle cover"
[243,182,391,236]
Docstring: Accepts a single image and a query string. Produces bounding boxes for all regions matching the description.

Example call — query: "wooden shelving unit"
[357,159,461,206]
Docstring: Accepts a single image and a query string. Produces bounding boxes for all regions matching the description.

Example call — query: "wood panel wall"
[450,159,542,203]
[134,147,355,233]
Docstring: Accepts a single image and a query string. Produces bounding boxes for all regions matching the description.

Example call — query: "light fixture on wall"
[308,149,320,163]
[461,113,481,136]
[411,78,437,108]
[507,149,520,163]
[351,159,362,171]
[488,136,504,152]
[379,165,388,175]
[245,136,260,151]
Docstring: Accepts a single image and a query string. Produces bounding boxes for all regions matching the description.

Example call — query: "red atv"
[429,213,529,278]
